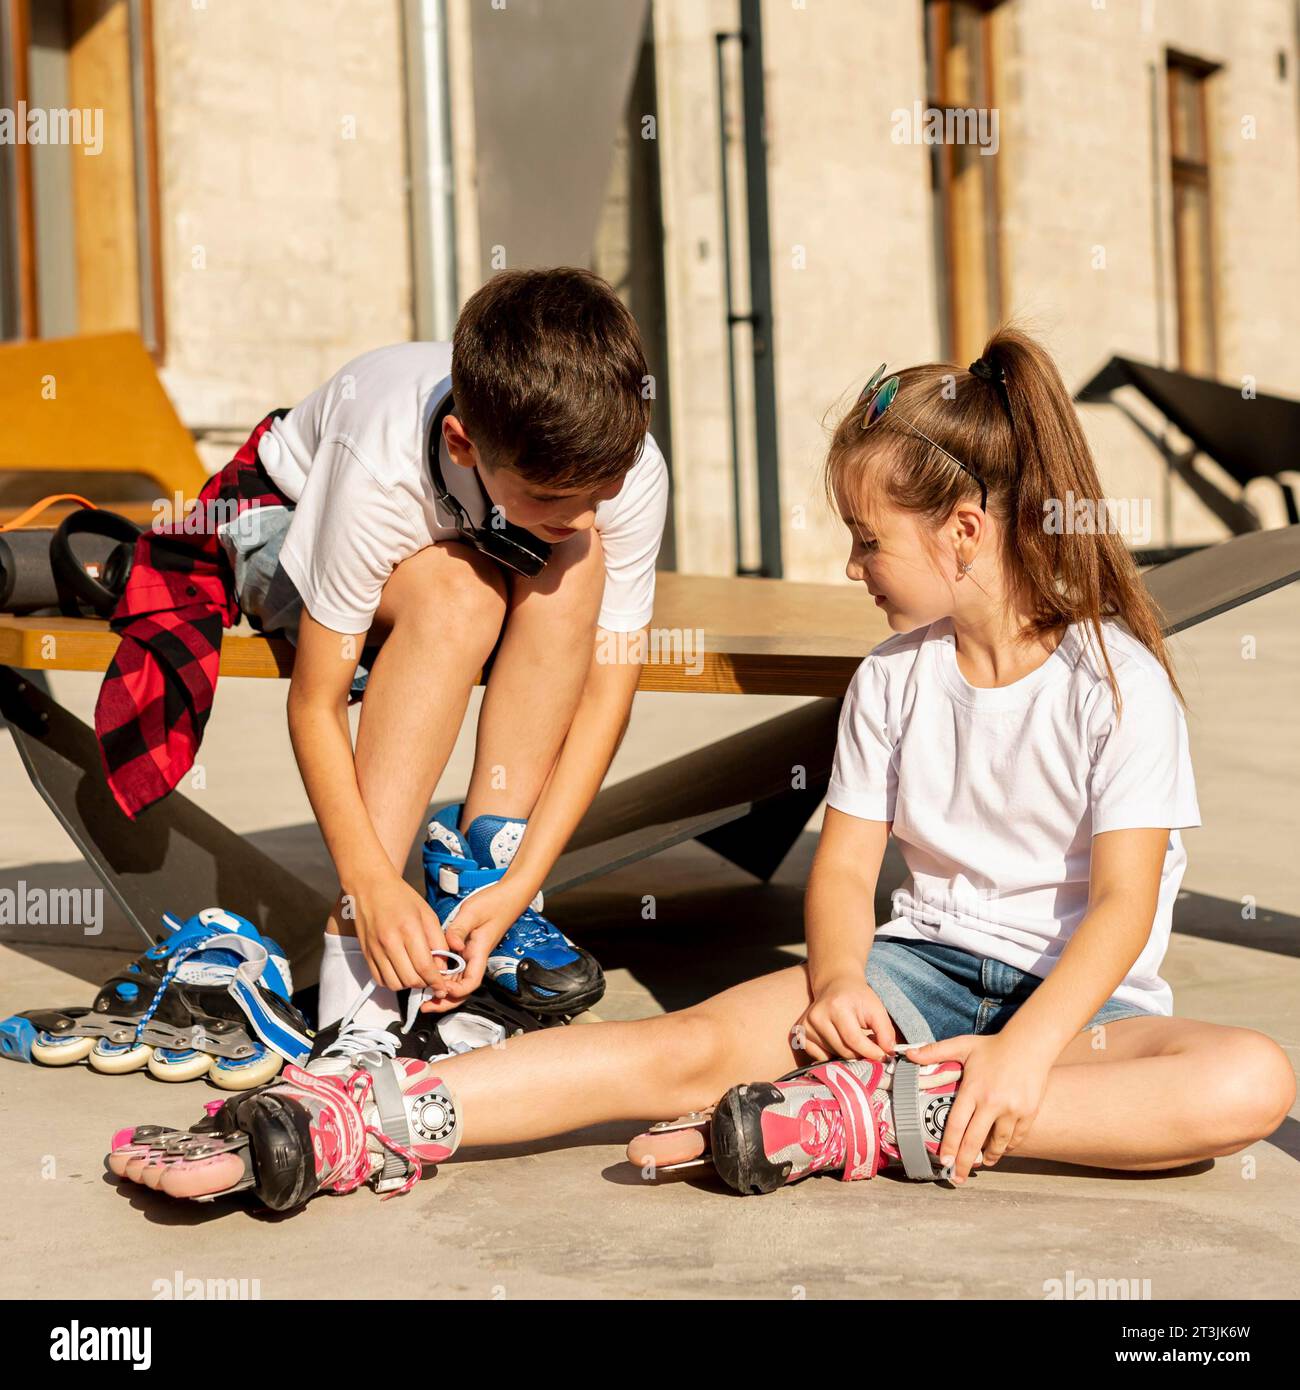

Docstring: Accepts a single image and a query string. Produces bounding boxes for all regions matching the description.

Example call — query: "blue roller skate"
[422,804,605,1019]
[0,907,313,1089]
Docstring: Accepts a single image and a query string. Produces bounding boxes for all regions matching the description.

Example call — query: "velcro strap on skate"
[437,862,504,896]
[367,1061,415,1193]
[815,1062,880,1182]
[890,1059,937,1181]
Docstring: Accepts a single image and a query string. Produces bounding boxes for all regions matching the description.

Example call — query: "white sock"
[317,933,400,1030]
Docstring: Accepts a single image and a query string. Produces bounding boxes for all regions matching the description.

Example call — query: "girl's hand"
[419,880,535,1012]
[350,874,452,992]
[902,1033,1053,1183]
[795,975,898,1062]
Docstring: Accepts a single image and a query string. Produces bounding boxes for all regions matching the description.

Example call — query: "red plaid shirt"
[94,411,291,818]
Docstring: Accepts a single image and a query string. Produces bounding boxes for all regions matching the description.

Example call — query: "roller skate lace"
[303,985,461,1198]
[319,964,465,1064]
[806,1101,902,1173]
[130,940,220,1044]
[319,1025,401,1062]
[277,1063,425,1200]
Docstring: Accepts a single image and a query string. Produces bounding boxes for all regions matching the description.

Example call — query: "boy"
[97,267,669,1035]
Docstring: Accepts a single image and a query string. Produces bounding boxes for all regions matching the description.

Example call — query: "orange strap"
[0,493,99,532]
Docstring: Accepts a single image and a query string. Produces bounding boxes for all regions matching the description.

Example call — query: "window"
[1167,53,1218,377]
[924,0,1003,364]
[0,0,162,347]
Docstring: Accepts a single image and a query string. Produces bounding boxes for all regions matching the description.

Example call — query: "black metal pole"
[715,32,751,575]
[739,0,782,578]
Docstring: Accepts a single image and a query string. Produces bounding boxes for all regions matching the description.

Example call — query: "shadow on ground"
[5,825,1298,1006]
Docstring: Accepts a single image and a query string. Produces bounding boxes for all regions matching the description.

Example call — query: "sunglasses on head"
[855,363,988,512]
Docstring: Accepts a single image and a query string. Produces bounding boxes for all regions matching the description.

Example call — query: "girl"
[109,327,1294,1207]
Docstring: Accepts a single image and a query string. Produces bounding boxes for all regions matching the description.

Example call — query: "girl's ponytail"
[973,327,1183,714]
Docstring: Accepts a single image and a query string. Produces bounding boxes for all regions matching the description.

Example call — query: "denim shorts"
[865,935,1155,1046]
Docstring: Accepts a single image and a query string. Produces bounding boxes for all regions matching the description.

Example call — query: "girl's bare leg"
[438,964,814,1145]
[109,965,815,1196]
[1003,1017,1295,1170]
[113,969,1292,1195]
[437,988,1292,1173]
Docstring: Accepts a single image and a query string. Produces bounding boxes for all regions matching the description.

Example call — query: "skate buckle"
[373,1170,417,1195]
[648,1111,712,1133]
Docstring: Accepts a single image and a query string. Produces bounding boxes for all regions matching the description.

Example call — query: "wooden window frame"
[1166,49,1220,378]
[925,0,1003,364]
[0,0,163,352]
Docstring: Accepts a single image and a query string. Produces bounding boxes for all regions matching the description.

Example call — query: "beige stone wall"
[654,0,1300,581]
[144,0,1298,542]
[999,0,1300,547]
[649,0,739,575]
[151,0,413,459]
[762,0,939,581]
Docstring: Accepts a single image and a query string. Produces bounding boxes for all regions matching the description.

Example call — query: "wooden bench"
[0,571,880,696]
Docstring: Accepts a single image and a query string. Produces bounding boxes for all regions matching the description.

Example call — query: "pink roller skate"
[629,1055,963,1193]
[108,982,471,1210]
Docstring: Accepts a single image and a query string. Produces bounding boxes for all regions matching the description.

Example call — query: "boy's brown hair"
[823,323,1184,715]
[452,267,651,491]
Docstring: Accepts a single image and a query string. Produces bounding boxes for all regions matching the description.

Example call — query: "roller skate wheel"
[209,1048,283,1091]
[147,1048,215,1084]
[29,1033,96,1066]
[87,1039,152,1074]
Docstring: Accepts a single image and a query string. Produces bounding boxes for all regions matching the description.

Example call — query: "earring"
[958,559,973,574]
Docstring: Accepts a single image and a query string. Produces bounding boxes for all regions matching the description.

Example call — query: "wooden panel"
[68,0,140,333]
[0,331,207,497]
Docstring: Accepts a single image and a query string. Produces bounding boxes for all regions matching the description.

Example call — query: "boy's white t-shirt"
[826,616,1201,1016]
[253,341,670,635]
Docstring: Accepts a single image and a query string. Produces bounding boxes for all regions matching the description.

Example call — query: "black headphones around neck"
[425,391,552,579]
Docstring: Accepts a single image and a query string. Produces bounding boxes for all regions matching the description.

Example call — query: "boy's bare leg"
[325,542,508,938]
[430,970,1290,1171]
[461,528,605,824]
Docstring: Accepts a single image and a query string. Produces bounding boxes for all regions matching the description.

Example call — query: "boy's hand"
[351,874,453,993]
[794,974,897,1062]
[418,880,534,1012]
[902,1033,1053,1184]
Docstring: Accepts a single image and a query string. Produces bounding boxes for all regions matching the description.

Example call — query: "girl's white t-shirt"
[253,341,670,635]
[826,616,1201,1015]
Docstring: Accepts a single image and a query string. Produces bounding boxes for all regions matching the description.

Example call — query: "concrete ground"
[1,585,1297,1300]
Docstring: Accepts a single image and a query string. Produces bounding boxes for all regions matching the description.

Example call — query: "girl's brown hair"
[823,323,1183,713]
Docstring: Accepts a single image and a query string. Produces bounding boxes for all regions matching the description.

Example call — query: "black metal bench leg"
[0,665,330,984]
[546,698,841,893]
